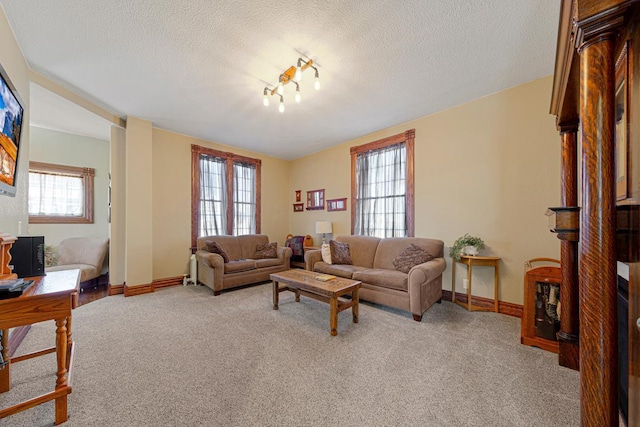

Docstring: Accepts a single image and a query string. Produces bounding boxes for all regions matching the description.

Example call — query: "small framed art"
[293,203,304,212]
[327,198,347,212]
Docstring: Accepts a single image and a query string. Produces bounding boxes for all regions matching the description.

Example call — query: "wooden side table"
[452,255,500,312]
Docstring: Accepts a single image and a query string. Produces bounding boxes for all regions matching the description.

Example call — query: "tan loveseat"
[196,234,292,295]
[305,235,446,321]
[46,237,109,284]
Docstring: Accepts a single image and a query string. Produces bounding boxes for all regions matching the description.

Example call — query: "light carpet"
[3,283,580,426]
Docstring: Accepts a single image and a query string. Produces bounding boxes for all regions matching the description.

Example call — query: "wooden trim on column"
[151,276,183,289]
[350,151,357,235]
[441,290,523,318]
[558,125,580,371]
[225,157,234,234]
[191,146,201,249]
[108,283,125,296]
[255,161,261,234]
[124,283,154,297]
[578,31,619,427]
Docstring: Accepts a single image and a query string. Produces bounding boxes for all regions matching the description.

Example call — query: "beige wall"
[28,126,109,246]
[0,6,29,235]
[151,128,290,280]
[110,125,126,285]
[125,117,153,286]
[289,76,560,305]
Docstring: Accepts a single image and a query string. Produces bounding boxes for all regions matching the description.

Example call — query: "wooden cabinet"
[521,262,561,353]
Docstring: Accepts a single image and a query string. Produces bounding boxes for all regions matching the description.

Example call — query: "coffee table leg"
[352,288,359,324]
[330,297,338,336]
[272,280,279,310]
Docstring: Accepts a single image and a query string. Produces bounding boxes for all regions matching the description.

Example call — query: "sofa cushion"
[321,243,332,264]
[353,269,408,292]
[255,258,282,268]
[373,237,443,270]
[335,235,380,268]
[199,236,243,261]
[224,259,256,273]
[205,241,230,263]
[330,240,352,265]
[392,244,433,273]
[255,242,277,259]
[314,262,367,279]
[238,234,270,259]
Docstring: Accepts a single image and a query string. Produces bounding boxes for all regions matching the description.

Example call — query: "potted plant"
[450,234,486,262]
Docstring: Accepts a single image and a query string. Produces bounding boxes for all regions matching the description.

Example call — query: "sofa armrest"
[304,249,322,271]
[407,257,446,315]
[196,249,225,293]
[409,257,446,284]
[196,250,224,269]
[277,246,293,269]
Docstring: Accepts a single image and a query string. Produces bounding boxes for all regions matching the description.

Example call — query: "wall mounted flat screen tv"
[0,68,23,197]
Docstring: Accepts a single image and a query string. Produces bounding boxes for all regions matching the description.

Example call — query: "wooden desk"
[452,256,500,313]
[0,269,80,425]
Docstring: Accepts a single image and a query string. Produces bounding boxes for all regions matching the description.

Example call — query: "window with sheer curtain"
[351,129,415,237]
[28,161,95,224]
[191,145,261,245]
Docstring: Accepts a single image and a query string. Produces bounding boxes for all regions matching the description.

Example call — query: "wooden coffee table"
[270,269,362,336]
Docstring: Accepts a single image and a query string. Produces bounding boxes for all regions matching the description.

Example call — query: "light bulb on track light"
[278,98,285,113]
[263,95,269,107]
[295,88,301,103]
[294,66,303,82]
[314,77,320,91]
[277,83,284,96]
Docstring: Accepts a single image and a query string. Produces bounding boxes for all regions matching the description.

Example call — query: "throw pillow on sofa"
[205,241,229,263]
[321,243,332,264]
[330,240,352,265]
[392,244,433,273]
[255,242,277,259]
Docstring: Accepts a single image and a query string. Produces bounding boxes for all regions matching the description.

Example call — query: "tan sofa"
[305,235,446,321]
[196,234,292,295]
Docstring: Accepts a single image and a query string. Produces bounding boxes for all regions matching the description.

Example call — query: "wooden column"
[578,33,618,427]
[558,124,580,371]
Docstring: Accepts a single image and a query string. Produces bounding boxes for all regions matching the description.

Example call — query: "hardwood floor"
[77,274,109,307]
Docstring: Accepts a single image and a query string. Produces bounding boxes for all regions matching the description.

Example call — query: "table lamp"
[315,221,332,244]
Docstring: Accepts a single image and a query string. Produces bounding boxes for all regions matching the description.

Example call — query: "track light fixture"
[263,57,319,112]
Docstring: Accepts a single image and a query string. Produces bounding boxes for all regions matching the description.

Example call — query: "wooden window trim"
[350,129,415,237]
[191,145,261,247]
[28,161,95,224]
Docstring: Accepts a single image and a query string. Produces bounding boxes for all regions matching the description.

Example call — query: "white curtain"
[233,162,256,236]
[28,172,84,216]
[199,155,227,236]
[354,143,406,237]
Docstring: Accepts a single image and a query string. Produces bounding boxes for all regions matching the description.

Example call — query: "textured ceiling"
[1,1,559,160]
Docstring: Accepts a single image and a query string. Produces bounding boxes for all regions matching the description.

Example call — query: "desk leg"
[467,264,472,311]
[272,281,279,310]
[0,329,8,393]
[494,262,499,313]
[451,263,456,302]
[54,318,68,425]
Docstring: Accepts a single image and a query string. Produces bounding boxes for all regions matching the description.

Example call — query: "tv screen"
[0,69,23,197]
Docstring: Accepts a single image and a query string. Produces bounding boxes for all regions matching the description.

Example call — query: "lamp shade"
[315,221,332,234]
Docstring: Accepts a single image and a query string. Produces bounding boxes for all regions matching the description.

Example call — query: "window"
[191,145,261,245]
[351,129,415,237]
[28,161,95,224]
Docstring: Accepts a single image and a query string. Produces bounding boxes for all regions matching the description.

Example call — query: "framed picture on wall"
[295,190,301,202]
[293,203,304,212]
[327,198,347,211]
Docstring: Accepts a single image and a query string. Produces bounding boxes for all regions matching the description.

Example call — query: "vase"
[463,246,478,256]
